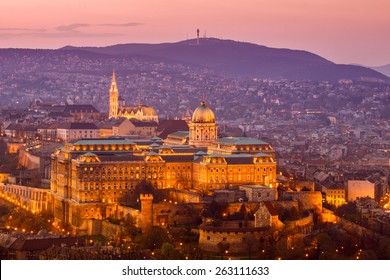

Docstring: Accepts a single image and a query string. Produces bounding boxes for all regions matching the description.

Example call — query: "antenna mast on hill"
[197,28,200,45]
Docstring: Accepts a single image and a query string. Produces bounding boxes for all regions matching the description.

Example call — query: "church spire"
[112,69,116,83]
[109,70,119,119]
[110,69,118,92]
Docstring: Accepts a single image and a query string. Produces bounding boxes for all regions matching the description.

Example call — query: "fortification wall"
[281,191,322,214]
[168,189,202,203]
[199,225,268,254]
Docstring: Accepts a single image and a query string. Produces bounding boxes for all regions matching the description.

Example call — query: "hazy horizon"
[1,0,389,67]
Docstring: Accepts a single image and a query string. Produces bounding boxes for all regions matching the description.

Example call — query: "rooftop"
[68,137,135,145]
[215,136,269,145]
[57,122,98,130]
[167,131,189,138]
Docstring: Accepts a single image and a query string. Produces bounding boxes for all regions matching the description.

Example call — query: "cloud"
[55,22,143,31]
[0,28,46,32]
[97,22,143,27]
[0,31,122,39]
[56,24,90,32]
[37,32,122,38]
[0,22,143,39]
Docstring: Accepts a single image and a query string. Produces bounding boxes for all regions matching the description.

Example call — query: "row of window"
[80,172,164,182]
[209,167,273,173]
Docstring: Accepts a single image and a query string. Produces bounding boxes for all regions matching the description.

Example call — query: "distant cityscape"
[0,40,389,260]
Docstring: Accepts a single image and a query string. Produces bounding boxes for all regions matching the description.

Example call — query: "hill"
[61,38,389,82]
[371,64,390,77]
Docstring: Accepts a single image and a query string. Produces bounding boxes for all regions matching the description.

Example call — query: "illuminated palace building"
[50,80,276,232]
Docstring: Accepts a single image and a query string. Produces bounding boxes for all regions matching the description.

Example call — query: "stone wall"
[101,220,123,238]
[321,208,337,223]
[168,189,203,203]
[281,191,322,214]
[199,224,268,254]
[116,206,141,227]
[284,214,313,234]
[151,202,204,227]
[239,185,277,202]
[321,208,383,239]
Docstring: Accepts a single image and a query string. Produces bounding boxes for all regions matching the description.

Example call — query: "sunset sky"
[0,0,389,66]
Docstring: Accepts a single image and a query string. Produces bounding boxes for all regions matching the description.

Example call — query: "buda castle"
[48,73,277,234]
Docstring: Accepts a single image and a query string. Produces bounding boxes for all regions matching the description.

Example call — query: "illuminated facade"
[208,137,275,158]
[189,101,217,147]
[109,71,158,123]
[193,153,276,191]
[323,186,346,207]
[50,138,276,233]
[0,183,49,214]
[50,101,276,233]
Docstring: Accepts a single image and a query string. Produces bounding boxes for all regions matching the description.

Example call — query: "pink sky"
[0,0,389,66]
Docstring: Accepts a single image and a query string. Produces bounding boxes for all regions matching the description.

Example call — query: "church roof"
[118,105,157,117]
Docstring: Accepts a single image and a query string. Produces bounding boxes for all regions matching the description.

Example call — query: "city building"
[347,180,375,201]
[322,185,346,207]
[63,104,100,121]
[56,122,100,142]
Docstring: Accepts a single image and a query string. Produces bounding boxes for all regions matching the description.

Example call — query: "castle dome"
[191,101,215,123]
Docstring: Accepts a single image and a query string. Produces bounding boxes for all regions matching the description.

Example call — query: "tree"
[137,227,170,250]
[159,242,183,260]
[242,233,258,259]
[204,200,224,219]
[315,232,337,259]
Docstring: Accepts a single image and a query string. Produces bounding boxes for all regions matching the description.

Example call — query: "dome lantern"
[191,101,215,123]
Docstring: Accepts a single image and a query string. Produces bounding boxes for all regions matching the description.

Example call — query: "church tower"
[189,101,218,147]
[109,70,119,119]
